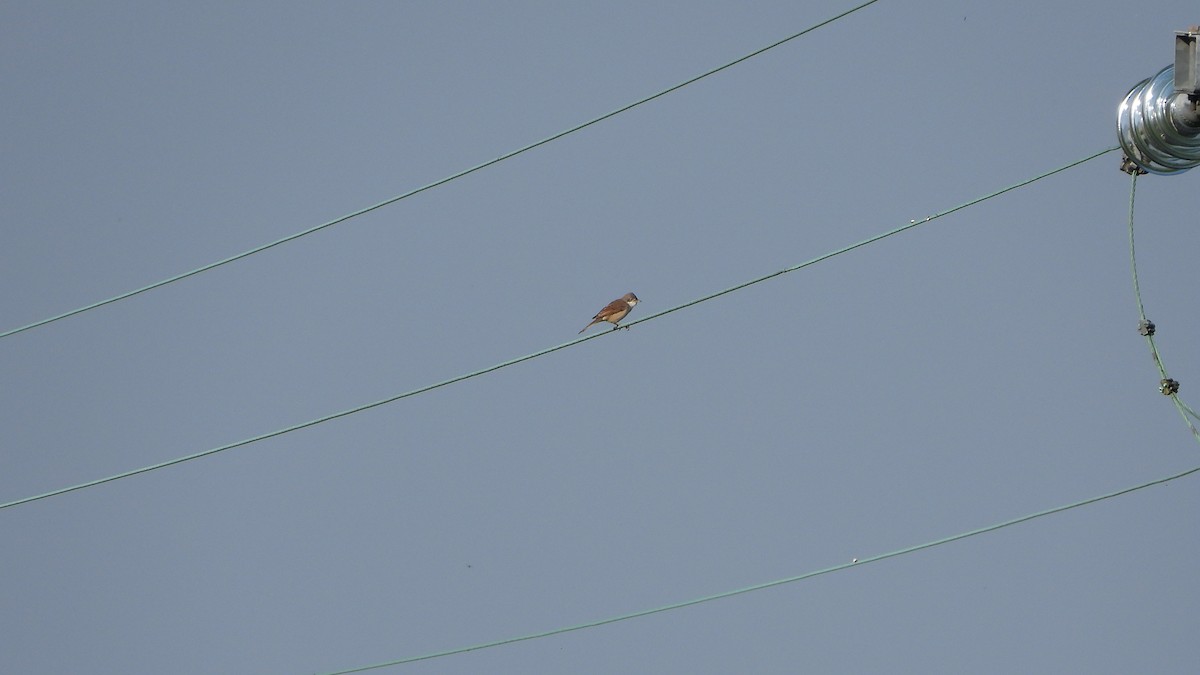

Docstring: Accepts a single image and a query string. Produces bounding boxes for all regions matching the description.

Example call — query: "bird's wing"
[594,298,629,319]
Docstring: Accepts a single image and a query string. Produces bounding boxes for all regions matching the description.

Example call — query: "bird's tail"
[578,320,598,334]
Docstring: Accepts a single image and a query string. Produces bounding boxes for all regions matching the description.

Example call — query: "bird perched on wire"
[578,292,639,333]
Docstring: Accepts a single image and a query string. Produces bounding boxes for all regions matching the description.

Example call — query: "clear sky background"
[3,2,1198,673]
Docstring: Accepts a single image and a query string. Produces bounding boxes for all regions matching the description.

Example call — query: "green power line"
[0,146,1117,513]
[310,173,1200,674]
[1125,173,1200,441]
[316,462,1200,674]
[0,0,886,341]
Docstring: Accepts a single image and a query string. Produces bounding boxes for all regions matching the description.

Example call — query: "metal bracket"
[1120,156,1149,175]
[1175,27,1200,95]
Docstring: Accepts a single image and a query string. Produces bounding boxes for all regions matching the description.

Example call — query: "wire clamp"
[1160,378,1181,395]
[1138,319,1156,336]
[1120,156,1149,175]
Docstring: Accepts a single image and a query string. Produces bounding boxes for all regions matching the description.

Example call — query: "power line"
[315,156,1189,675]
[0,0,885,342]
[1125,173,1200,442]
[307,173,1191,674]
[621,147,1118,331]
[316,462,1200,674]
[0,146,1116,513]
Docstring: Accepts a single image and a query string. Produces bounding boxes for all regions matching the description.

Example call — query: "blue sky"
[3,2,1198,673]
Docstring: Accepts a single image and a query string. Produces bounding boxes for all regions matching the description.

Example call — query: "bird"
[578,292,639,333]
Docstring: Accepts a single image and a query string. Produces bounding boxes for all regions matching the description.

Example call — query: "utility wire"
[309,169,1194,675]
[619,147,1118,331]
[0,0,885,341]
[317,462,1200,674]
[331,175,1200,675]
[1126,173,1200,442]
[0,146,1118,513]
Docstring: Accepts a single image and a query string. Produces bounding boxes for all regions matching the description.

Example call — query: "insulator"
[1117,65,1200,174]
[1117,29,1200,175]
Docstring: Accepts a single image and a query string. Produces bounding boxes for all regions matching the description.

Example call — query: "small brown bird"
[578,292,639,333]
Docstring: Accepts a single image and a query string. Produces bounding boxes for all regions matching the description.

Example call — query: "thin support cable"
[0,0,885,341]
[1126,173,1200,443]
[0,146,1117,512]
[316,463,1200,674]
[1180,400,1200,424]
[618,147,1119,331]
